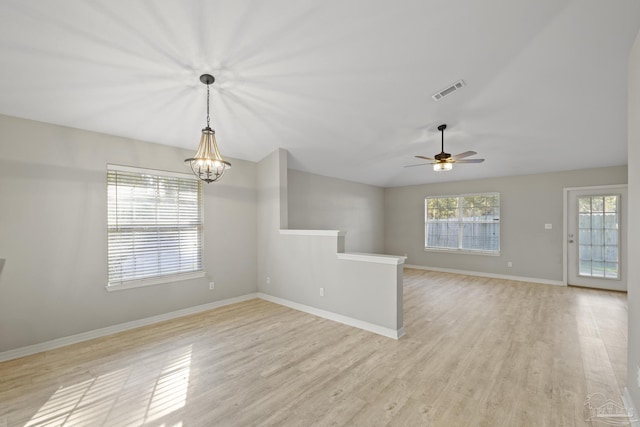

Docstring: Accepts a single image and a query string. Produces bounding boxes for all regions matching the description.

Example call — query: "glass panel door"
[577,195,619,280]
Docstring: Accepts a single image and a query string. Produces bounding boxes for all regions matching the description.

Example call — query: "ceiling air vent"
[432,80,466,101]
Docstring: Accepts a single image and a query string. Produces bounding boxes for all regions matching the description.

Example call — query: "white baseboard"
[623,388,640,426]
[404,264,565,287]
[0,293,258,363]
[257,293,404,340]
[0,291,403,362]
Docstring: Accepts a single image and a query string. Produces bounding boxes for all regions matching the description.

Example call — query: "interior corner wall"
[287,169,385,253]
[257,150,402,334]
[257,148,288,292]
[384,166,628,282]
[626,29,640,410]
[0,114,258,353]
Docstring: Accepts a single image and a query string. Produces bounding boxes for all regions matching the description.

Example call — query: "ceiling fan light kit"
[409,123,484,172]
[185,74,231,183]
[434,162,453,172]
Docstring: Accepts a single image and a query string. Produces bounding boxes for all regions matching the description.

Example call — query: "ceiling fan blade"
[451,151,477,160]
[414,155,434,160]
[456,158,485,163]
[404,163,432,168]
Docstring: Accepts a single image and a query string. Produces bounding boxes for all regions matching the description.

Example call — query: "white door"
[567,186,627,291]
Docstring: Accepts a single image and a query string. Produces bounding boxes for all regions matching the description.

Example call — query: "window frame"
[424,192,501,256]
[106,164,205,292]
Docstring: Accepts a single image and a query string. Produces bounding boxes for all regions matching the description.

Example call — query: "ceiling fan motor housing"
[434,152,451,161]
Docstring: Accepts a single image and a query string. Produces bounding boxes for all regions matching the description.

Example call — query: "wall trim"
[279,229,346,237]
[336,252,407,265]
[257,293,404,340]
[623,387,640,426]
[0,290,405,363]
[0,293,258,363]
[404,264,564,287]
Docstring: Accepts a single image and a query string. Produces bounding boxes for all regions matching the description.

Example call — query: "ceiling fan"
[407,124,484,171]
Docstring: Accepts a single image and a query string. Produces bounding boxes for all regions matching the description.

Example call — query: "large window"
[425,193,500,254]
[107,165,203,289]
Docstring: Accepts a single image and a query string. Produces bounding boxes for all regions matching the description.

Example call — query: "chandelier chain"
[206,84,211,128]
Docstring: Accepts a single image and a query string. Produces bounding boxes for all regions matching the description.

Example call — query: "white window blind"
[107,166,203,286]
[425,193,500,254]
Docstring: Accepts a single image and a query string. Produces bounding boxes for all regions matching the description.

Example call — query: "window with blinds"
[425,193,500,254]
[107,165,203,287]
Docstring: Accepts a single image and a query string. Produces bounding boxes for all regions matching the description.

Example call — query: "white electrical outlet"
[209,282,215,290]
[320,287,325,297]
[545,223,552,229]
[507,261,513,268]
[266,277,271,284]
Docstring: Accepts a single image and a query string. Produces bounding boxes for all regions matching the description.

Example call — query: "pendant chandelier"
[185,74,231,183]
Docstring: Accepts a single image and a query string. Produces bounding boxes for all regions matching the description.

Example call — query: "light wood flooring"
[0,269,629,426]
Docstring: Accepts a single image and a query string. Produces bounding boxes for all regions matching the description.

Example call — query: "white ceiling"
[0,0,639,187]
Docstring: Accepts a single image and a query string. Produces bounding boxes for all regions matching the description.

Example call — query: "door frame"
[563,184,628,287]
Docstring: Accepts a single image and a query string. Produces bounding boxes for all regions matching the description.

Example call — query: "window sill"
[424,248,501,257]
[106,271,206,292]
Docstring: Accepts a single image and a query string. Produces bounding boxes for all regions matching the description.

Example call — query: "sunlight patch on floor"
[25,345,192,426]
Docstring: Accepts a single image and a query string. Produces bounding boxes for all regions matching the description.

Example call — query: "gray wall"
[627,30,640,411]
[288,169,385,253]
[384,166,627,282]
[277,233,402,332]
[257,149,402,335]
[0,114,257,352]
